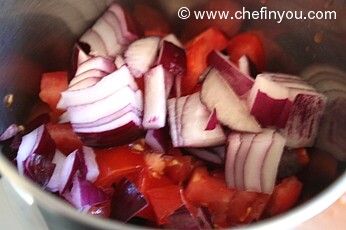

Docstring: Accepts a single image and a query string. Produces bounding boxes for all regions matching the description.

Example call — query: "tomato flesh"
[94,146,145,188]
[266,176,302,216]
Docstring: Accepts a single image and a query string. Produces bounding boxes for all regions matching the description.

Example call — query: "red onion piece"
[73,44,91,68]
[24,153,56,187]
[168,93,226,148]
[103,11,128,45]
[58,66,137,109]
[207,51,254,96]
[65,175,109,210]
[157,41,187,78]
[92,17,122,57]
[47,150,66,192]
[162,34,183,48]
[68,87,142,124]
[16,125,55,175]
[201,68,261,133]
[166,206,212,230]
[79,146,99,183]
[145,128,169,153]
[238,55,250,76]
[108,4,140,43]
[125,37,160,78]
[75,56,116,76]
[114,55,125,69]
[184,148,223,165]
[165,71,174,98]
[225,133,242,187]
[0,124,21,141]
[77,121,144,148]
[80,29,108,57]
[58,150,80,194]
[110,179,148,222]
[142,65,167,129]
[70,69,108,86]
[205,109,218,131]
[68,77,101,91]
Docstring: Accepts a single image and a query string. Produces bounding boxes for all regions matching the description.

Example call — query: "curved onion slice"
[207,51,254,96]
[70,69,108,86]
[68,87,142,124]
[142,65,167,129]
[92,17,122,57]
[16,125,55,175]
[108,4,140,43]
[80,29,108,57]
[0,124,21,141]
[125,37,160,78]
[58,66,137,109]
[73,44,91,67]
[24,153,56,187]
[103,11,128,45]
[58,150,80,194]
[68,77,101,91]
[168,93,226,148]
[225,133,242,187]
[75,56,116,76]
[114,55,126,69]
[76,121,143,148]
[47,150,66,192]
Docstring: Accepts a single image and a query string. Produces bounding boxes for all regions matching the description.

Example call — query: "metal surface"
[0,0,345,229]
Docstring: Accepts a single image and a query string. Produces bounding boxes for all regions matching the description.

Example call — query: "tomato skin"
[185,167,235,227]
[46,123,83,155]
[94,146,145,188]
[226,32,266,71]
[182,28,228,95]
[228,191,270,225]
[266,176,302,216]
[39,71,68,114]
[146,185,184,225]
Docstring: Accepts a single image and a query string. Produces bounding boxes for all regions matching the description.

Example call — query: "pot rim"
[0,152,345,229]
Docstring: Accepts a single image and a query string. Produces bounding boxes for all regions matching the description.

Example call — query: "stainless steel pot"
[0,0,345,229]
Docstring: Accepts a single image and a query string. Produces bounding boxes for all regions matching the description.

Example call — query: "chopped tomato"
[146,185,184,225]
[226,32,266,71]
[185,167,235,227]
[228,191,270,225]
[266,176,302,216]
[136,168,175,221]
[182,28,228,95]
[46,123,82,155]
[164,155,194,185]
[133,4,171,37]
[39,71,68,114]
[94,146,145,188]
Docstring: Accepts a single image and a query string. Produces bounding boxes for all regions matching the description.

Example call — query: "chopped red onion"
[70,69,108,86]
[47,150,66,192]
[24,153,56,187]
[125,37,160,78]
[145,128,169,153]
[0,124,22,141]
[79,146,99,183]
[207,51,254,96]
[75,56,116,76]
[114,55,126,69]
[142,65,167,129]
[58,150,80,194]
[205,109,218,131]
[80,29,108,57]
[110,179,148,222]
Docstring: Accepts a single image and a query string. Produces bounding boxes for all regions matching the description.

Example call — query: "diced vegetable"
[226,129,286,194]
[201,68,261,132]
[47,150,66,192]
[182,28,228,95]
[58,150,80,194]
[168,92,226,147]
[146,185,184,225]
[158,41,187,78]
[94,146,145,188]
[110,179,148,222]
[145,128,169,153]
[125,37,160,78]
[39,71,68,113]
[226,32,266,71]
[265,176,302,216]
[0,124,22,141]
[142,65,167,129]
[207,51,255,96]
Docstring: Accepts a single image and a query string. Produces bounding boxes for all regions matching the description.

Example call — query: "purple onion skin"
[77,122,144,148]
[110,179,148,222]
[166,206,213,230]
[24,153,56,187]
[159,41,187,77]
[1,134,22,161]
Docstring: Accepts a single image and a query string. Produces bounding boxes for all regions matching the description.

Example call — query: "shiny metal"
[0,0,345,229]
